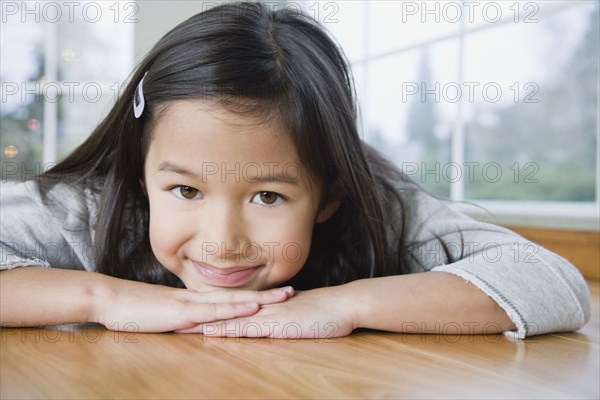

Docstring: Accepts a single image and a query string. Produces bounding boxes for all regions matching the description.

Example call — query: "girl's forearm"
[347,271,516,334]
[1,267,295,333]
[0,267,104,327]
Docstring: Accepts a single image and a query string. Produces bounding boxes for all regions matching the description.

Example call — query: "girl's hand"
[91,275,294,333]
[175,284,358,339]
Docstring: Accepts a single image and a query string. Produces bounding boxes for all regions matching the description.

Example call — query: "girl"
[0,2,590,338]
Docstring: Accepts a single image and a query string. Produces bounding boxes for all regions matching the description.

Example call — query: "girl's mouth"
[191,261,262,287]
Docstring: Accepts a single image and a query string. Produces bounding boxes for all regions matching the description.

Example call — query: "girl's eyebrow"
[252,173,300,185]
[156,161,300,185]
[156,162,200,179]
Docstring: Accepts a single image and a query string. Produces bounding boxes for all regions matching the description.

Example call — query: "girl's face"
[143,100,339,291]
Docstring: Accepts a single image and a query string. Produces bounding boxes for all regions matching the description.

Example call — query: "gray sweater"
[0,179,591,338]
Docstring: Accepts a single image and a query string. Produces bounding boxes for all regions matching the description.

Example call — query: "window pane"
[362,39,460,198]
[56,89,117,160]
[368,0,459,56]
[0,11,45,181]
[1,0,134,171]
[0,8,44,83]
[0,93,45,182]
[463,2,598,201]
[463,0,577,28]
[309,1,366,63]
[57,1,134,82]
[55,1,134,159]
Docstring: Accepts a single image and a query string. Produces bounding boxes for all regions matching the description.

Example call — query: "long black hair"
[42,2,448,289]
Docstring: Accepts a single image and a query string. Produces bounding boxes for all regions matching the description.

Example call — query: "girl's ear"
[315,200,341,223]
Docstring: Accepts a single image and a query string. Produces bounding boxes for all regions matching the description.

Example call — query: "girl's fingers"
[174,325,203,334]
[193,301,260,323]
[173,287,295,330]
[192,286,294,304]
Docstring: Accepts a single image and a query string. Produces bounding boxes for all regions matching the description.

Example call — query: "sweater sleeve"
[0,180,97,272]
[399,187,591,338]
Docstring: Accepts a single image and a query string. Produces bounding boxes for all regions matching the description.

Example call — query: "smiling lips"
[192,261,262,286]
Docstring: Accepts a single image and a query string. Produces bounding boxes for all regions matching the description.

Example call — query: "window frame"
[3,0,598,229]
[346,0,599,229]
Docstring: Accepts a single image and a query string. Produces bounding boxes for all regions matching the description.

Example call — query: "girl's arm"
[182,272,514,338]
[0,267,292,332]
[202,236,588,339]
[348,272,516,334]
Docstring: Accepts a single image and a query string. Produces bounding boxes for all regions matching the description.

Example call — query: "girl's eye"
[170,186,203,200]
[251,191,284,207]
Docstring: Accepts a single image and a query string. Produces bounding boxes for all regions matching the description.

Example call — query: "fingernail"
[271,286,291,294]
[272,286,292,295]
[244,302,258,308]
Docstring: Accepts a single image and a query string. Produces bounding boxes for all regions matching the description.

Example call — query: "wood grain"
[2,280,598,399]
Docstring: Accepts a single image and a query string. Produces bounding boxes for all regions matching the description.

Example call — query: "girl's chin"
[182,278,263,292]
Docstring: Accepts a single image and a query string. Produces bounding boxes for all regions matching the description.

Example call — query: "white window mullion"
[450,3,467,202]
[42,21,57,166]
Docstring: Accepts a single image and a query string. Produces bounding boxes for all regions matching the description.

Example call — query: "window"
[303,0,599,229]
[2,1,598,229]
[1,0,134,180]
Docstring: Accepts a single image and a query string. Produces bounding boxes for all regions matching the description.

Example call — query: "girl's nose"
[199,202,248,263]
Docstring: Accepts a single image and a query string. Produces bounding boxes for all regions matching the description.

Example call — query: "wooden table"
[2,280,598,399]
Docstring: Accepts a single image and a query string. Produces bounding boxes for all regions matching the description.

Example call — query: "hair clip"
[133,72,148,119]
